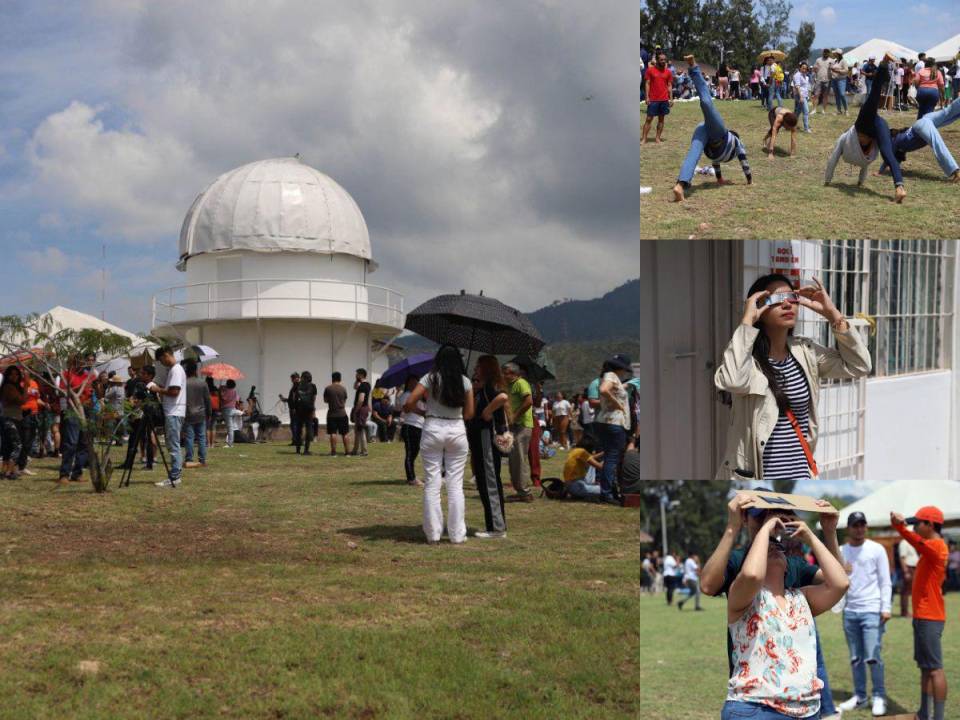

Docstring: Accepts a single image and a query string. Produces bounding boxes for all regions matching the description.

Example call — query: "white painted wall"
[864,371,952,480]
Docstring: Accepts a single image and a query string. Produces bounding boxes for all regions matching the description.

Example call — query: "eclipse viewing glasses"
[758,291,800,308]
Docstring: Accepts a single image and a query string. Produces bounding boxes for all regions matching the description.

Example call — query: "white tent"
[39,306,144,345]
[926,33,960,63]
[844,38,920,64]
[835,480,960,528]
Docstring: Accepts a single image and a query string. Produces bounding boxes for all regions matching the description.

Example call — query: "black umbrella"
[509,352,556,383]
[404,291,545,356]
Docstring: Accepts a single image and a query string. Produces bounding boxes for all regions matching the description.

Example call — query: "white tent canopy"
[835,480,960,528]
[38,306,144,344]
[843,38,920,64]
[926,33,960,63]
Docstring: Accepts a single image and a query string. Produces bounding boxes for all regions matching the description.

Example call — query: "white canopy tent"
[925,33,960,62]
[34,306,155,376]
[843,38,920,64]
[835,480,960,528]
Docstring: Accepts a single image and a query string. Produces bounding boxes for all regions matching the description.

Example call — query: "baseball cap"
[607,354,633,373]
[847,511,867,527]
[905,506,944,525]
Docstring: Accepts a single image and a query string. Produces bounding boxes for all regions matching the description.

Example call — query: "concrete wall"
[864,370,952,480]
[197,319,374,423]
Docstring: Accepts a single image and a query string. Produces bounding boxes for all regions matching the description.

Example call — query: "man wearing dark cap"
[891,506,948,720]
[701,491,843,719]
[837,511,891,716]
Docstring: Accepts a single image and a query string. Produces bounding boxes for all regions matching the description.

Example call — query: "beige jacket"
[714,322,872,481]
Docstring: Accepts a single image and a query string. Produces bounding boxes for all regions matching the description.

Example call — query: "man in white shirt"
[899,535,920,616]
[148,346,186,488]
[838,512,892,716]
[677,552,702,611]
[662,552,679,605]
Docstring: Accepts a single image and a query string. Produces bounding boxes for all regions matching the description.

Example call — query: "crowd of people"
[640,493,954,720]
[641,43,960,204]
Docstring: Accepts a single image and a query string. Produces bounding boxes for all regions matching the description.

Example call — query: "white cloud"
[819,6,837,23]
[910,3,931,15]
[18,247,72,275]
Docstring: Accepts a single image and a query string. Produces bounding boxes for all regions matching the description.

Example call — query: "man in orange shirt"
[18,373,45,476]
[891,506,949,720]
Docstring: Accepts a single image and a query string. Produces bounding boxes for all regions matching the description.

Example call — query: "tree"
[0,313,152,492]
[788,21,816,70]
[758,0,793,51]
[640,480,733,558]
[640,0,701,60]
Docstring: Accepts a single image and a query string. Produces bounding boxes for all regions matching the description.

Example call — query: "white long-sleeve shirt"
[841,539,892,614]
[825,126,878,186]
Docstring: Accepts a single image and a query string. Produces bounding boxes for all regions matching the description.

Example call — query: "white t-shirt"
[683,557,699,583]
[419,373,472,420]
[899,539,919,568]
[161,363,187,418]
[663,554,678,577]
[552,399,571,417]
[841,539,892,614]
[398,390,425,429]
[579,399,595,424]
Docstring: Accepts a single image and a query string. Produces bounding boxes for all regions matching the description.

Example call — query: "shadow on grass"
[829,182,889,200]
[347,479,410,486]
[340,524,425,543]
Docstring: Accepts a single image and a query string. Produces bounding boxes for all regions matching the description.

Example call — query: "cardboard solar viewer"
[740,490,839,515]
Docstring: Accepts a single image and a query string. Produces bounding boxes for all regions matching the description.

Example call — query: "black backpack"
[295,381,314,410]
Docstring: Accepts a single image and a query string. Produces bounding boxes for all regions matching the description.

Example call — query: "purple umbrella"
[378,352,436,389]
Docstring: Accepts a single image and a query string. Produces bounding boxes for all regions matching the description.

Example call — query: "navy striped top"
[761,353,812,482]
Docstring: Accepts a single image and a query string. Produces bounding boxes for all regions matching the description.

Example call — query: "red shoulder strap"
[786,409,819,479]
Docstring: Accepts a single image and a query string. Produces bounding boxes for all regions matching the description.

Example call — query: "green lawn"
[640,97,960,239]
[0,440,642,719]
[636,591,959,719]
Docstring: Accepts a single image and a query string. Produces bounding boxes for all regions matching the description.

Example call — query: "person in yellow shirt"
[563,435,604,500]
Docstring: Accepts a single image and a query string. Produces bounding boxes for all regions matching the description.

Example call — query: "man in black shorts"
[323,372,351,456]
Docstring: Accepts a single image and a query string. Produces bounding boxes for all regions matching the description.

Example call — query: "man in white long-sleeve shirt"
[838,511,892,717]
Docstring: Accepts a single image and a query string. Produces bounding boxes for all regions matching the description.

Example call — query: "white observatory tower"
[152,157,404,421]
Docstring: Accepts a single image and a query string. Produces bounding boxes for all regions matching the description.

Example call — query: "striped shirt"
[704,131,751,181]
[761,354,812,482]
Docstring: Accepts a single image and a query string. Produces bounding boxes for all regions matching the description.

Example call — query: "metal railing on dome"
[151,278,405,330]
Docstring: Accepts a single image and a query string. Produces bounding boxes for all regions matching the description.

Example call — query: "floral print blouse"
[727,587,822,718]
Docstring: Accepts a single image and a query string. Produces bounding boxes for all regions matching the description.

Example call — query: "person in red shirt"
[891,506,948,720]
[642,51,674,144]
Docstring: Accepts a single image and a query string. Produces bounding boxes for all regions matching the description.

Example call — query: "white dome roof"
[178,157,371,269]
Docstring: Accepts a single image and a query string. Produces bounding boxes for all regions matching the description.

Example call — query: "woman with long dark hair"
[0,366,27,479]
[714,274,871,482]
[468,355,509,538]
[403,344,474,544]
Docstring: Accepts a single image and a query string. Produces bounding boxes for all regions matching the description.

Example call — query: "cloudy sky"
[0,1,639,333]
[790,0,959,51]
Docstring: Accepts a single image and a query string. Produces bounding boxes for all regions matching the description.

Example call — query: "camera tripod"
[116,412,171,488]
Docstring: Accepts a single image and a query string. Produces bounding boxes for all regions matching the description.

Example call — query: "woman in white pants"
[403,345,474,545]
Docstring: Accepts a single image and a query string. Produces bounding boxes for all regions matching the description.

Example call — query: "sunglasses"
[758,291,800,308]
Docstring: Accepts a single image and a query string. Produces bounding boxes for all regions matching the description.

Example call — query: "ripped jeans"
[842,610,886,700]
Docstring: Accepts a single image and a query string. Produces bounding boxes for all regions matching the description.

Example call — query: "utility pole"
[100,243,106,320]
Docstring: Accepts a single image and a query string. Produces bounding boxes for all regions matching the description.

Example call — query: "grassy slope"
[640,98,960,239]
[0,442,641,720]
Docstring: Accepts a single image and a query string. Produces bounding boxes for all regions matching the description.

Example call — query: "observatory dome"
[177,157,371,269]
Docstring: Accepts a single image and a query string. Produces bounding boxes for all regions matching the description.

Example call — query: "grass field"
[640,97,960,239]
[3,442,957,719]
[0,440,642,719]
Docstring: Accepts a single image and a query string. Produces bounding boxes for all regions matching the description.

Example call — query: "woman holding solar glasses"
[714,273,872,483]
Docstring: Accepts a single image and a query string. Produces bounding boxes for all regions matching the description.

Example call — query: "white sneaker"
[154,479,180,488]
[474,531,507,539]
[871,697,886,716]
[839,695,867,711]
[20,468,37,476]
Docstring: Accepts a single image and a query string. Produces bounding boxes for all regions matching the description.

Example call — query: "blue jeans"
[768,80,782,110]
[842,610,886,700]
[721,701,819,719]
[183,420,207,464]
[832,77,847,112]
[815,623,837,715]
[596,423,625,498]
[794,96,810,131]
[165,415,184,482]
[58,414,88,480]
[678,65,727,184]
[567,467,599,499]
[865,78,873,96]
[916,86,939,119]
[910,96,960,176]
